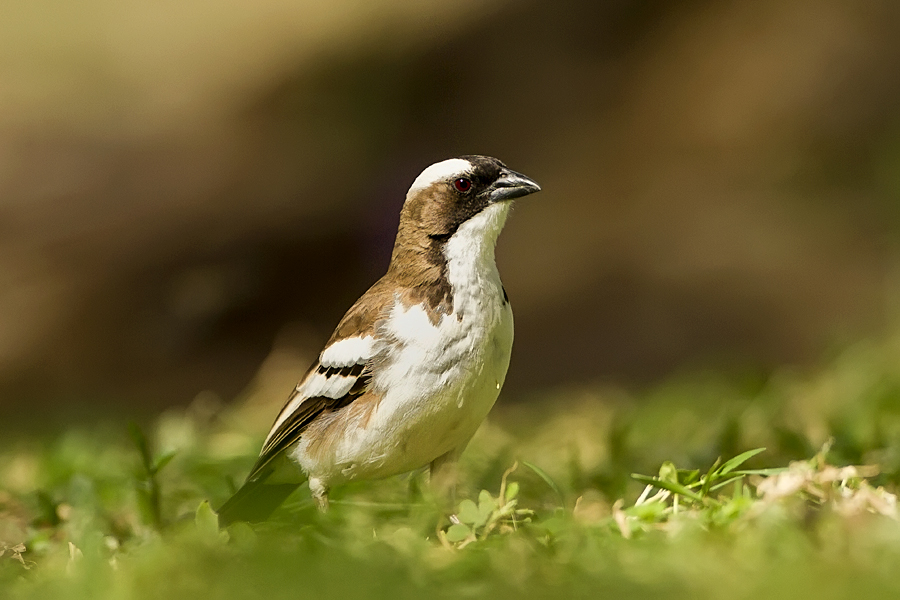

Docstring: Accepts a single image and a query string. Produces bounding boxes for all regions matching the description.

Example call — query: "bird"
[217,155,541,525]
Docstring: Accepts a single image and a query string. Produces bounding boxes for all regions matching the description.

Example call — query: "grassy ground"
[4,337,900,598]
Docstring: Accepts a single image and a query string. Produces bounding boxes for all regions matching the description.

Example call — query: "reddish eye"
[453,178,472,193]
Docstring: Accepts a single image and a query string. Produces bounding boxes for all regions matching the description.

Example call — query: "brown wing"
[244,364,371,481]
[242,278,396,483]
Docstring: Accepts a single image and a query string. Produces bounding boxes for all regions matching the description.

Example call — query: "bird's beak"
[489,168,542,202]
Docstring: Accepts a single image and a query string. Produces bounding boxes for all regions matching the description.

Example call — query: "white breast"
[291,203,514,485]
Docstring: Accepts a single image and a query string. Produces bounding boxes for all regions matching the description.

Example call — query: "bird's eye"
[453,178,472,193]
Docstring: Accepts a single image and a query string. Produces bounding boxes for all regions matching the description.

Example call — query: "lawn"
[3,336,900,599]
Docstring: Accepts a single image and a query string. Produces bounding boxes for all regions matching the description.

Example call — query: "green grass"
[4,337,900,598]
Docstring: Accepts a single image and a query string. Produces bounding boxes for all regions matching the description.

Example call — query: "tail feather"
[217,473,301,526]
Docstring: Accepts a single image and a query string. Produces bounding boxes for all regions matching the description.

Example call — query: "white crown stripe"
[406,158,473,197]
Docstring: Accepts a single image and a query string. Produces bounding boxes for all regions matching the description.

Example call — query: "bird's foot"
[309,477,330,512]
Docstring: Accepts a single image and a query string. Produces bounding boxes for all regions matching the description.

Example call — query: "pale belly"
[291,300,513,486]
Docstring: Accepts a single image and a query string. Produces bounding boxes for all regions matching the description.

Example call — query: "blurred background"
[2,0,900,423]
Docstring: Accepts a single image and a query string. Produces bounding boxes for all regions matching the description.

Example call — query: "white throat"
[442,202,511,315]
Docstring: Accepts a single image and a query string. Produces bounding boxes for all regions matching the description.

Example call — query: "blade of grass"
[699,457,722,498]
[730,468,789,476]
[128,422,153,473]
[153,450,178,475]
[521,461,565,505]
[719,448,767,475]
[631,474,705,502]
[128,422,164,529]
[708,474,746,493]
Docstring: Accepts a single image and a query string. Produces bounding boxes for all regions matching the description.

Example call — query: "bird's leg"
[309,477,330,512]
[430,450,463,536]
[429,450,461,507]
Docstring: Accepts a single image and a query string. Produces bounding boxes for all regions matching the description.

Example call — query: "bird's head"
[397,155,541,243]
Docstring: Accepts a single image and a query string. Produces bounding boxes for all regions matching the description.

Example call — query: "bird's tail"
[217,470,301,526]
